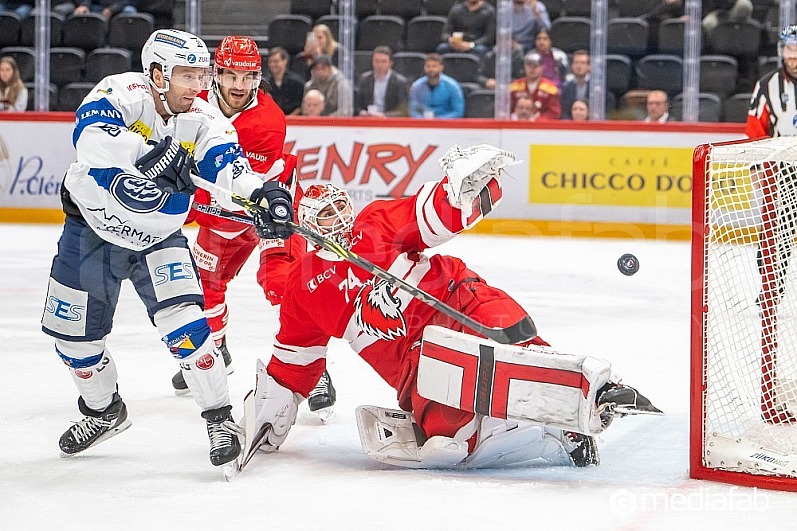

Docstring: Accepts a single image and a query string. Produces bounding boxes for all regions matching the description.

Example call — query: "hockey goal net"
[691,137,797,490]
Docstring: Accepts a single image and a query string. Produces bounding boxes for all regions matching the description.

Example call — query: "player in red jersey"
[240,144,659,469]
[173,36,336,413]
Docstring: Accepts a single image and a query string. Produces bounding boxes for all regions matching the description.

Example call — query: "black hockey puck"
[617,253,639,276]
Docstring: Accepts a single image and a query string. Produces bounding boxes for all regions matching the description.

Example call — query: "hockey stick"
[189,185,537,345]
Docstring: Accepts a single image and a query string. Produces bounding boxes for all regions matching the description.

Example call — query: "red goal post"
[691,137,797,490]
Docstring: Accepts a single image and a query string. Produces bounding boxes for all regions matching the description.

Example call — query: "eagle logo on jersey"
[354,278,407,340]
[110,173,168,213]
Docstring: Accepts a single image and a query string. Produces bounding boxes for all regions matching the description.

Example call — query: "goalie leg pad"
[417,326,612,435]
[462,420,573,468]
[251,359,300,453]
[56,338,118,412]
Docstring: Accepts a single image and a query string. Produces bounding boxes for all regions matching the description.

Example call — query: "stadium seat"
[459,82,481,97]
[0,46,35,82]
[635,54,683,96]
[670,92,722,122]
[356,0,380,19]
[699,55,738,97]
[57,81,95,112]
[267,15,313,55]
[405,16,446,53]
[424,0,458,17]
[354,50,373,80]
[20,11,64,47]
[758,56,778,77]
[465,89,495,118]
[50,47,86,87]
[657,18,684,55]
[314,15,357,42]
[545,0,565,19]
[380,0,423,21]
[708,19,762,58]
[108,13,154,56]
[564,0,591,17]
[62,13,108,51]
[24,82,58,111]
[290,0,333,20]
[442,53,480,84]
[606,54,633,98]
[723,93,752,123]
[607,18,649,58]
[392,51,427,82]
[357,16,405,52]
[550,17,591,54]
[84,48,132,83]
[0,13,21,49]
[616,0,649,18]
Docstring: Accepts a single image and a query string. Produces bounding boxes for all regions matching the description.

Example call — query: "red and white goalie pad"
[417,326,612,435]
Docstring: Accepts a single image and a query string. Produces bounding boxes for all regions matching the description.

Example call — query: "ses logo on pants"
[146,248,202,302]
[41,278,88,337]
[153,262,195,286]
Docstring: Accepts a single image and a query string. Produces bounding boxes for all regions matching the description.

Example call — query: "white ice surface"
[2,224,795,530]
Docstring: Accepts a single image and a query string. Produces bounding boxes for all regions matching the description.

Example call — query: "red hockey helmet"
[298,184,356,249]
[214,35,262,72]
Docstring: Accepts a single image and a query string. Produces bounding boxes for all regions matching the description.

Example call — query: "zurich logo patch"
[187,53,196,64]
[110,173,168,213]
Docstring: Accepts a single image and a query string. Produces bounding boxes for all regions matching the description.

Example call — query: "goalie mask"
[298,184,356,249]
[213,36,262,112]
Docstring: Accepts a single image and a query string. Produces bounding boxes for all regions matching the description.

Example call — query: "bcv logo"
[45,295,85,321]
[154,262,195,286]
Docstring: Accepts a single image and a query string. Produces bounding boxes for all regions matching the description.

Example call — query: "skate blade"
[222,460,241,481]
[614,406,664,416]
[59,418,133,458]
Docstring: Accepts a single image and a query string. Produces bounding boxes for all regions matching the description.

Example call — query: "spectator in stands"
[437,0,496,57]
[702,0,752,36]
[571,99,589,121]
[510,93,535,120]
[502,0,551,53]
[529,29,567,88]
[509,51,560,119]
[642,0,685,50]
[292,31,321,82]
[0,56,28,112]
[644,90,671,122]
[265,47,305,116]
[304,54,352,116]
[559,50,615,119]
[355,46,409,117]
[0,0,33,19]
[300,89,325,116]
[53,0,138,18]
[408,53,464,118]
[477,40,525,90]
[313,24,340,66]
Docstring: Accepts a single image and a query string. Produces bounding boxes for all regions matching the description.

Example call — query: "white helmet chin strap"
[149,78,176,116]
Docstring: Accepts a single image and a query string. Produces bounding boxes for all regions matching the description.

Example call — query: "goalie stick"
[189,187,537,345]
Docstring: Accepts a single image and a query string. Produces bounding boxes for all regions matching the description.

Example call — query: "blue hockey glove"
[250,181,294,239]
[135,136,198,195]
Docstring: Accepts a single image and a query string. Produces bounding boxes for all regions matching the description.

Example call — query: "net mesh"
[702,138,797,476]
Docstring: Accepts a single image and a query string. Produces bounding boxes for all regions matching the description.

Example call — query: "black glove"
[250,181,294,239]
[135,136,198,195]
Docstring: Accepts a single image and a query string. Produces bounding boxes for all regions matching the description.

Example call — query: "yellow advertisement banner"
[529,145,694,207]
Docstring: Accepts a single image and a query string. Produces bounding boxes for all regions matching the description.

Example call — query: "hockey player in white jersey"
[40,29,293,469]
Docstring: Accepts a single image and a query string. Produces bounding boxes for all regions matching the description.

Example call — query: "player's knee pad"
[55,338,118,412]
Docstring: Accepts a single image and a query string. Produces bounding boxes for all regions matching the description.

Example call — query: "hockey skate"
[563,431,600,467]
[171,337,233,395]
[596,382,663,429]
[59,393,132,456]
[202,405,243,467]
[307,369,336,420]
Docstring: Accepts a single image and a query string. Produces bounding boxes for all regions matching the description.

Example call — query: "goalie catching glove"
[135,136,198,194]
[438,144,517,216]
[249,181,294,239]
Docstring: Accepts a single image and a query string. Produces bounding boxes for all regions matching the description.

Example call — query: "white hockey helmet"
[141,29,212,90]
[298,184,356,249]
[779,25,797,59]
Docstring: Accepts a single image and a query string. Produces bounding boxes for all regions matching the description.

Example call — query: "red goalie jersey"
[267,176,533,418]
